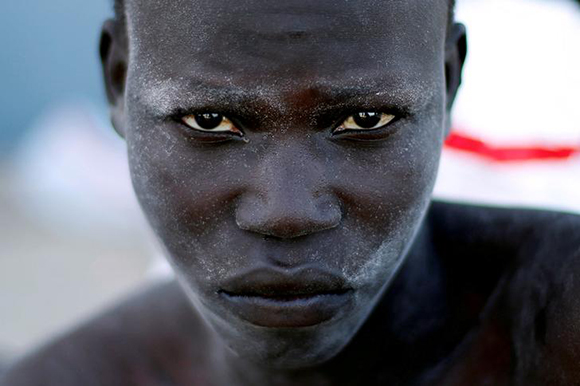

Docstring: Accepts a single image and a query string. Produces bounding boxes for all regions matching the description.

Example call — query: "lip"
[218,267,355,328]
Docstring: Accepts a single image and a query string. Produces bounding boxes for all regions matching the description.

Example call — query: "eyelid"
[177,113,246,141]
[334,112,397,133]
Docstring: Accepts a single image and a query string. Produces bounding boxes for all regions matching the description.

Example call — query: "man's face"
[119,0,452,368]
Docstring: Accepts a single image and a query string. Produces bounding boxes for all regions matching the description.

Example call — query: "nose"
[235,144,342,239]
[236,192,341,239]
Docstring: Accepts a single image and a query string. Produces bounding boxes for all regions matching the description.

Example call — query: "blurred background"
[0,0,579,368]
[0,0,159,363]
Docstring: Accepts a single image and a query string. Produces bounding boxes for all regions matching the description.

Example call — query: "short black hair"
[112,0,458,33]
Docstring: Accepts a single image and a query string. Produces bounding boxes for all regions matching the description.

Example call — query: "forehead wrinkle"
[224,4,359,44]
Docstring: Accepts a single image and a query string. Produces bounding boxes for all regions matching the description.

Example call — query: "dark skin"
[3,0,580,385]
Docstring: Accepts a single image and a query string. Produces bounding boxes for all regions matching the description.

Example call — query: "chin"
[199,293,374,369]
[229,320,359,369]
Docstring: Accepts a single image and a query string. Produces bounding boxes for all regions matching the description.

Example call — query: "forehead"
[126,0,448,99]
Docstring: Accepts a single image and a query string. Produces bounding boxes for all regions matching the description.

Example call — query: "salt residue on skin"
[343,195,431,290]
[131,73,440,126]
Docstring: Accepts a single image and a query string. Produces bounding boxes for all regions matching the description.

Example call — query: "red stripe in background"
[444,131,579,162]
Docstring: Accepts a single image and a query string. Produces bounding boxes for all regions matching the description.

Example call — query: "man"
[2,0,580,385]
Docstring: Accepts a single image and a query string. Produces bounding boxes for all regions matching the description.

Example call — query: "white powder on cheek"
[343,195,432,290]
[348,237,404,288]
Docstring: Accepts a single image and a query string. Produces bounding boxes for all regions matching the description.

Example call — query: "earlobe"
[444,23,468,136]
[100,19,129,138]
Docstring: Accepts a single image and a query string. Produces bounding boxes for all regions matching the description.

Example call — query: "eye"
[334,112,396,133]
[182,113,242,135]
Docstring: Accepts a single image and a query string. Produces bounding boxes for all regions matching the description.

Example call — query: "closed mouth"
[219,288,351,301]
[217,267,355,327]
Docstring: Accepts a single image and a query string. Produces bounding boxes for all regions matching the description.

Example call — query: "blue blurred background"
[1,0,110,156]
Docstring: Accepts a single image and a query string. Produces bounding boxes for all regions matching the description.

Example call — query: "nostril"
[236,201,342,239]
[265,218,327,239]
[244,217,334,239]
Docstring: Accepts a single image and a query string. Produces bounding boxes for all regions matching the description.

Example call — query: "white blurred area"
[434,0,580,213]
[0,103,162,356]
[0,0,579,362]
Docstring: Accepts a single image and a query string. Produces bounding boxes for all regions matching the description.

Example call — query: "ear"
[100,19,129,138]
[444,23,467,136]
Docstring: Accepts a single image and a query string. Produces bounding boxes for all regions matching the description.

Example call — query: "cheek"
[334,122,442,224]
[331,117,444,284]
[126,118,248,278]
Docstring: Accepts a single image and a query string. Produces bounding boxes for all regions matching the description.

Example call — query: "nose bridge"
[235,139,341,239]
[260,139,319,200]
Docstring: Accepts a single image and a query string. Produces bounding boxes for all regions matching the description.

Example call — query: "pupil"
[195,113,223,129]
[353,112,381,128]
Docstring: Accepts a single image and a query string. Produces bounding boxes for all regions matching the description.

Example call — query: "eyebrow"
[136,77,436,118]
[135,79,253,117]
[309,83,435,112]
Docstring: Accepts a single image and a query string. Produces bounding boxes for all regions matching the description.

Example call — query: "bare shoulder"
[429,201,580,385]
[429,202,580,384]
[503,208,580,385]
[428,201,580,273]
[428,200,580,246]
[1,280,207,386]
